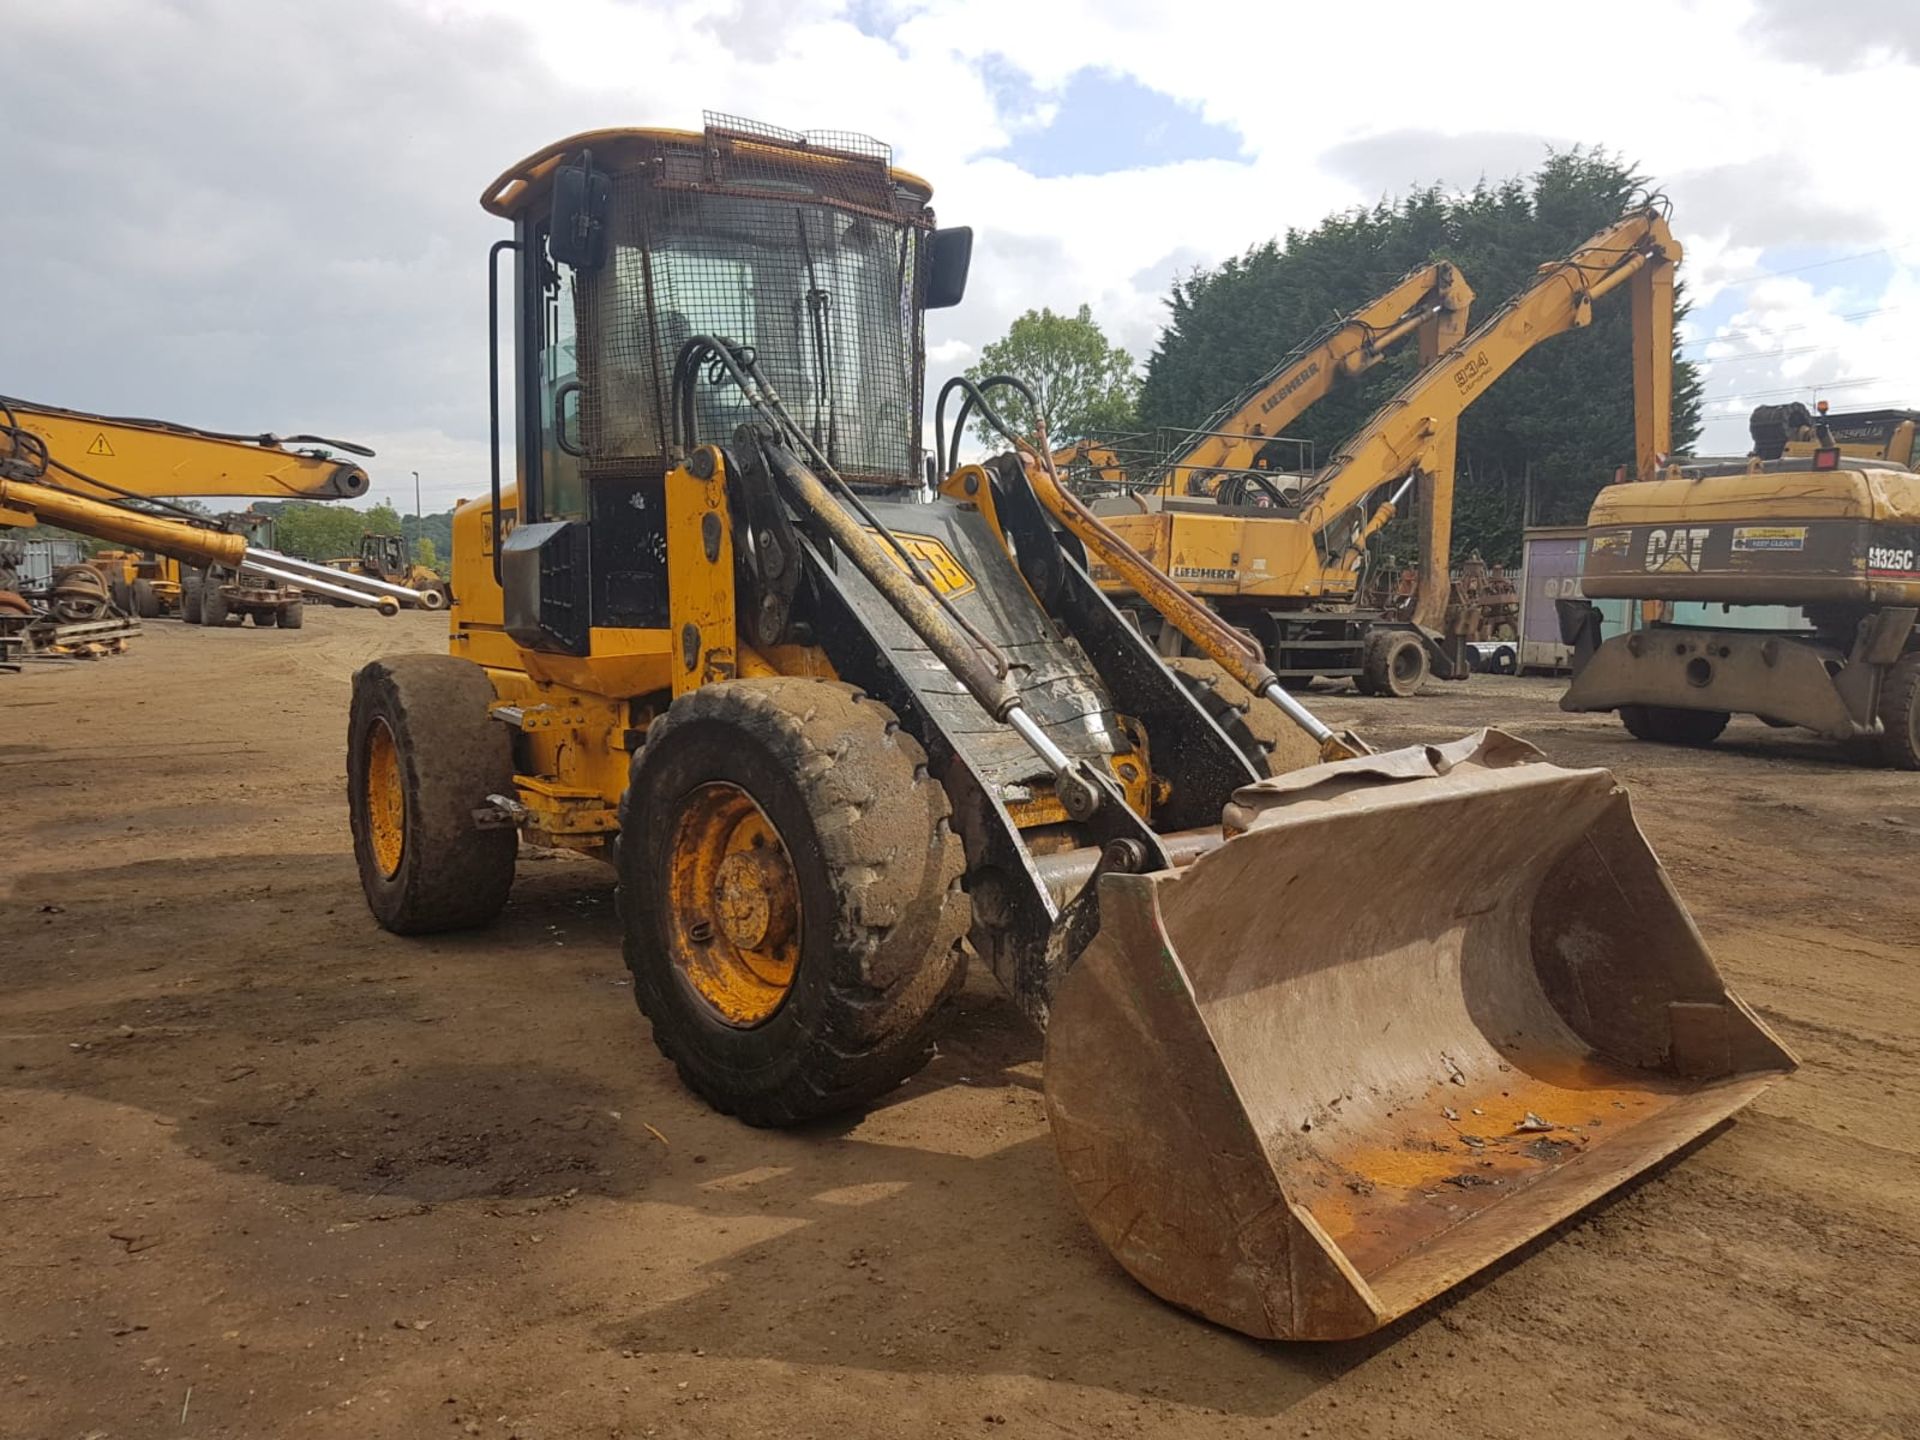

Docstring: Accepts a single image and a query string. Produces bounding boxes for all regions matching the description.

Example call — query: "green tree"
[415,536,438,572]
[1139,150,1702,565]
[263,500,399,561]
[966,304,1140,447]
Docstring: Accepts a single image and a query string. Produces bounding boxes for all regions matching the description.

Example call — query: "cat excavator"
[1100,209,1681,697]
[343,119,1791,1341]
[0,396,380,625]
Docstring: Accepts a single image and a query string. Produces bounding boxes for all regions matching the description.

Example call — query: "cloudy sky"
[7,0,1918,512]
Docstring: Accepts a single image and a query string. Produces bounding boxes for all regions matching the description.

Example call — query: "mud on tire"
[619,678,970,1127]
[1873,650,1920,770]
[1357,629,1429,698]
[347,654,517,934]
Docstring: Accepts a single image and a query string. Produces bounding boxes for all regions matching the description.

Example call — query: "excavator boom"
[0,396,371,503]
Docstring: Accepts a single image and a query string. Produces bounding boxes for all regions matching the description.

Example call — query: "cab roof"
[480,125,934,221]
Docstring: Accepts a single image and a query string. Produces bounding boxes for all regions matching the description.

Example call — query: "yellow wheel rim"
[365,717,406,879]
[665,782,800,1027]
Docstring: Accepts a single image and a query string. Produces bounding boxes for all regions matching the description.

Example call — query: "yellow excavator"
[343,119,1791,1341]
[1099,210,1679,697]
[0,414,425,619]
[1561,401,1920,766]
[0,396,377,625]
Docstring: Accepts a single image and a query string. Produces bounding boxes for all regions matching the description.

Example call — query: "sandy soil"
[2,608,1916,1440]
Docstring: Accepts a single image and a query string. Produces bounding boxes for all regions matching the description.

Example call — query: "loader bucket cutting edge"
[1041,730,1794,1341]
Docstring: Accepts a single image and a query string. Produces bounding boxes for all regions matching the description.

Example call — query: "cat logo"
[868,530,975,598]
[1644,526,1710,573]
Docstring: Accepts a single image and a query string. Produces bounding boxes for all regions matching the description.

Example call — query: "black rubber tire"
[279,600,305,630]
[1619,703,1730,747]
[131,579,160,618]
[1873,650,1920,770]
[108,576,133,615]
[1359,629,1429,698]
[1164,656,1320,777]
[619,679,969,1127]
[347,654,518,934]
[201,578,231,628]
[181,574,203,625]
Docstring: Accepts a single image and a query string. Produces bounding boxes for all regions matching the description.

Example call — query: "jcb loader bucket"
[1044,731,1794,1341]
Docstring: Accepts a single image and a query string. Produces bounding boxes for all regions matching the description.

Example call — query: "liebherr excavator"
[0,396,393,626]
[344,119,1791,1341]
[1101,209,1682,697]
[1048,263,1471,500]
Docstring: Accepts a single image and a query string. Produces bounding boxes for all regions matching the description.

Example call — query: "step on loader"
[345,117,1794,1340]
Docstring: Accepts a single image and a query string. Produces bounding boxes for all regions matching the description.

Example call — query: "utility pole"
[411,470,422,562]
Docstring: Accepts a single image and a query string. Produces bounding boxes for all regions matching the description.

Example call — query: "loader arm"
[1158,261,1474,495]
[0,396,372,503]
[1299,206,1679,624]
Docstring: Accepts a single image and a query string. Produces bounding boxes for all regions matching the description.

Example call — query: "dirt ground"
[2,608,1916,1440]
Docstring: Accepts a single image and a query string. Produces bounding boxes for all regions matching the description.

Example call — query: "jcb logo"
[1644,527,1709,573]
[868,530,975,598]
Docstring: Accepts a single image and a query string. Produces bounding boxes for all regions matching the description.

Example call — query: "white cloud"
[3,0,1917,510]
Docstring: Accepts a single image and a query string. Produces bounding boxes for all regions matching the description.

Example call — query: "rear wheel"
[1357,630,1428,698]
[278,600,305,630]
[619,679,969,1126]
[347,654,517,933]
[108,576,132,615]
[131,579,160,618]
[1165,656,1320,777]
[201,578,231,628]
[1619,704,1729,747]
[181,574,203,625]
[1873,651,1920,769]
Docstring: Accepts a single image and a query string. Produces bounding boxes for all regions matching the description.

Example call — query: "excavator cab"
[345,118,1793,1340]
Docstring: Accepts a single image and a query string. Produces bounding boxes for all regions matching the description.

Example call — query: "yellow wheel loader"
[345,118,1792,1340]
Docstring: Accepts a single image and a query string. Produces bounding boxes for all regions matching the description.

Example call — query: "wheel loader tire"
[347,654,517,934]
[619,678,969,1127]
[131,579,160,618]
[1164,656,1320,777]
[108,576,132,615]
[1359,629,1428,698]
[1873,651,1920,770]
[1619,703,1729,747]
[181,574,203,625]
[201,580,230,628]
[278,600,305,630]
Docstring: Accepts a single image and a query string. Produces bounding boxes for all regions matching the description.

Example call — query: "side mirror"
[549,151,610,271]
[925,226,972,309]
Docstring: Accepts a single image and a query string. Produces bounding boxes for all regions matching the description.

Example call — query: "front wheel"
[201,577,231,628]
[181,573,204,625]
[1873,651,1920,769]
[1357,630,1429,698]
[1619,703,1730,747]
[347,654,518,934]
[619,679,969,1127]
[1164,656,1320,777]
[278,600,305,630]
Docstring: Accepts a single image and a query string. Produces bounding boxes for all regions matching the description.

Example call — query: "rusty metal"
[1043,730,1795,1341]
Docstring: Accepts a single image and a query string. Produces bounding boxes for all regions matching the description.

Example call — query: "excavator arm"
[1160,261,1474,495]
[1301,206,1679,626]
[0,473,416,613]
[0,396,372,507]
